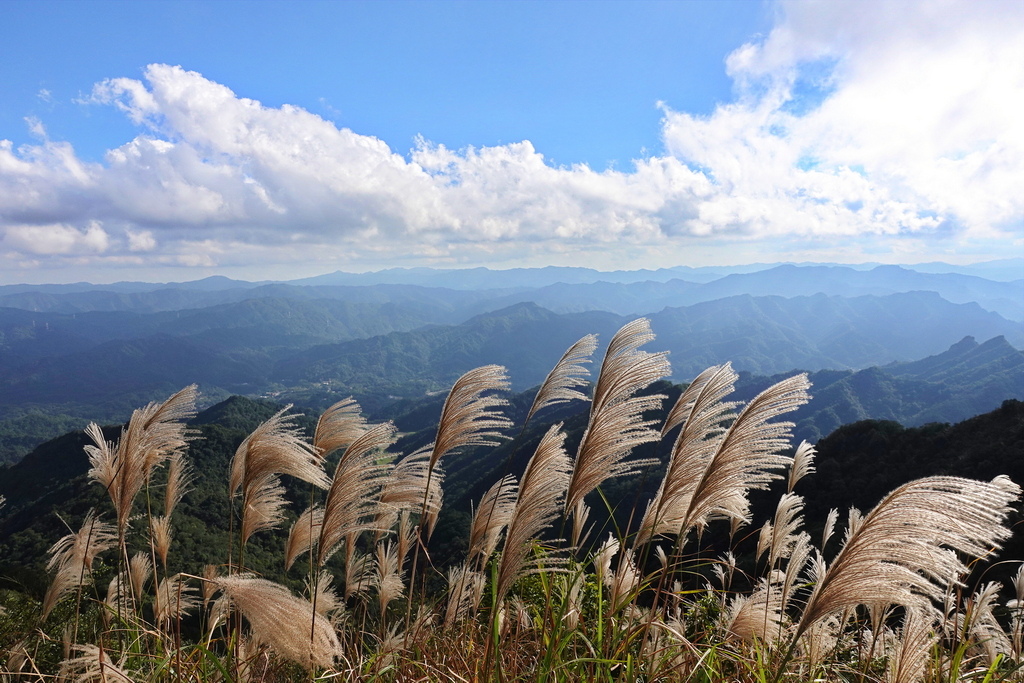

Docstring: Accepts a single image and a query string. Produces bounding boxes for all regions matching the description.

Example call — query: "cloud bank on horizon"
[1,0,1022,281]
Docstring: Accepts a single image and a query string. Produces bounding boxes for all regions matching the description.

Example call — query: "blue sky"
[1,0,1021,283]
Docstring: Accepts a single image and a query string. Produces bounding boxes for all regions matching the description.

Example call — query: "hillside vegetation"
[1,320,1023,681]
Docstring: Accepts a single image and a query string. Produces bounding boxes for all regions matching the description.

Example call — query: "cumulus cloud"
[3,221,109,255]
[0,0,1021,278]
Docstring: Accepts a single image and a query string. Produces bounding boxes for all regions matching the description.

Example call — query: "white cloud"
[0,0,1021,279]
[3,221,109,255]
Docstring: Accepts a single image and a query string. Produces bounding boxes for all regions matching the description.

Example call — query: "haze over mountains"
[0,259,1020,465]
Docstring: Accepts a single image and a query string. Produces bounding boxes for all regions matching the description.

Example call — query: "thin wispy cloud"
[0,0,1019,280]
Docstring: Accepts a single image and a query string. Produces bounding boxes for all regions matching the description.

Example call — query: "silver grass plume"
[313,397,367,458]
[723,578,786,644]
[756,493,806,568]
[151,515,173,568]
[963,581,1011,665]
[154,573,200,629]
[526,334,598,422]
[43,511,117,618]
[128,551,152,603]
[307,570,345,622]
[565,320,670,528]
[1010,564,1024,659]
[229,406,329,546]
[821,508,839,552]
[428,364,512,472]
[85,385,197,534]
[787,441,816,493]
[445,562,486,627]
[637,364,739,543]
[375,541,405,614]
[285,506,324,570]
[164,450,192,517]
[495,424,573,605]
[668,373,810,539]
[58,644,132,682]
[201,564,219,607]
[468,474,518,569]
[377,449,443,535]
[316,422,393,566]
[884,607,938,683]
[796,475,1021,640]
[344,549,375,600]
[215,574,341,669]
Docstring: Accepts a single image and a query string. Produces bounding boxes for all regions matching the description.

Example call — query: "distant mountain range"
[1,262,1020,319]
[0,261,1020,465]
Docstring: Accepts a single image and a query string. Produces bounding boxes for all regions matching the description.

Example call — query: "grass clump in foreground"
[2,318,1024,682]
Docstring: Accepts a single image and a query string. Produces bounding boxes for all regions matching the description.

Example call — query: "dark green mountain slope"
[0,396,312,593]
[732,335,1024,443]
[272,302,626,394]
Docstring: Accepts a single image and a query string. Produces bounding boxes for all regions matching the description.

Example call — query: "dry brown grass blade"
[495,424,572,604]
[429,365,512,471]
[797,475,1021,639]
[216,574,341,669]
[526,334,598,422]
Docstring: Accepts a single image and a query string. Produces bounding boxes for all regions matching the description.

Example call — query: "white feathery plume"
[42,511,117,619]
[757,493,805,568]
[723,578,786,644]
[526,334,598,422]
[317,422,394,566]
[427,365,512,472]
[445,562,486,628]
[151,515,173,568]
[884,607,938,683]
[284,506,323,571]
[128,551,152,604]
[565,320,669,534]
[495,424,573,604]
[796,475,1021,640]
[468,474,518,568]
[164,450,192,517]
[964,581,1012,665]
[86,385,197,534]
[215,574,341,669]
[313,397,367,458]
[787,441,816,493]
[58,644,132,682]
[375,541,405,614]
[821,508,839,552]
[344,550,375,600]
[636,364,738,543]
[665,373,810,541]
[229,406,329,546]
[154,573,200,628]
